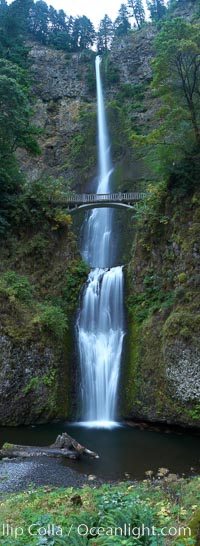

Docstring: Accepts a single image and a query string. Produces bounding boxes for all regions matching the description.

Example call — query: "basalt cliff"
[0,2,200,427]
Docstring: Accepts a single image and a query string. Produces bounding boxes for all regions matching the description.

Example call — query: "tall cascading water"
[77,56,125,427]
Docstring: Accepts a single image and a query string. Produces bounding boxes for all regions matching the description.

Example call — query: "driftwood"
[0,433,99,460]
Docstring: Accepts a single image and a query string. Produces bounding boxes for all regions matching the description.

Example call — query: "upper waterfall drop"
[77,56,125,428]
[82,56,114,269]
[95,56,111,188]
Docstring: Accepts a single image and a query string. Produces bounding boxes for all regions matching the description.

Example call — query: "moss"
[123,186,200,426]
[0,220,87,425]
[123,289,200,425]
[187,404,200,421]
[122,315,140,415]
[63,103,97,189]
[164,310,200,343]
[178,272,187,283]
[23,377,40,394]
[188,508,200,543]
[2,443,14,450]
[174,506,200,544]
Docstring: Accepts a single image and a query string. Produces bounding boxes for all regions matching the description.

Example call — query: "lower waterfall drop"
[77,267,124,426]
[77,56,125,427]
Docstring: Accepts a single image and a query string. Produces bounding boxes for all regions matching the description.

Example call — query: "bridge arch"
[66,202,138,214]
[51,192,146,214]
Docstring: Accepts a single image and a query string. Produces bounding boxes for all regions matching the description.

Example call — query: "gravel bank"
[0,457,102,495]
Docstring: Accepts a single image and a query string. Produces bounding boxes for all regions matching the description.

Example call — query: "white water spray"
[77,56,125,427]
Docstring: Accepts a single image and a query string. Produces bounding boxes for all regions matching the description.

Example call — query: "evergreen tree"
[147,0,166,21]
[0,0,33,66]
[48,7,72,51]
[0,60,40,232]
[114,4,131,37]
[97,15,113,52]
[28,0,49,44]
[71,16,95,50]
[0,0,7,16]
[127,0,145,28]
[48,6,67,33]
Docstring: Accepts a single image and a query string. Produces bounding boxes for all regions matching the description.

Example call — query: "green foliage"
[85,62,96,94]
[105,97,135,162]
[187,404,200,421]
[0,479,199,545]
[127,284,176,323]
[17,176,74,233]
[178,273,187,284]
[0,271,34,305]
[63,260,89,311]
[131,17,200,196]
[65,105,97,186]
[101,56,120,88]
[33,303,68,339]
[23,377,39,394]
[0,57,40,235]
[117,82,147,110]
[0,59,41,155]
[0,0,32,67]
[150,18,200,177]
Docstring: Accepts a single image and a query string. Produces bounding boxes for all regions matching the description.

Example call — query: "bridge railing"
[64,192,146,203]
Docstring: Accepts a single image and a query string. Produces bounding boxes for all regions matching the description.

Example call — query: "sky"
[41,0,149,29]
[7,0,151,29]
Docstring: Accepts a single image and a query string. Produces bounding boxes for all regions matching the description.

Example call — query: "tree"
[114,4,131,37]
[97,15,113,52]
[127,0,145,29]
[48,7,72,51]
[71,16,95,50]
[0,0,7,15]
[147,0,166,22]
[48,7,67,33]
[28,0,49,43]
[0,60,40,232]
[0,0,33,66]
[152,18,200,148]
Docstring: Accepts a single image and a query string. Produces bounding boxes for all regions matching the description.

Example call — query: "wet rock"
[0,334,68,426]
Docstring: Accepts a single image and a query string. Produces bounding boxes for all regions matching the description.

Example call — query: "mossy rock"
[173,508,200,544]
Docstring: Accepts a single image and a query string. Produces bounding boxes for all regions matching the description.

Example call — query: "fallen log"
[0,433,99,460]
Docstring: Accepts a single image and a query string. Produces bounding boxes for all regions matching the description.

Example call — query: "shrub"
[0,271,34,305]
[33,303,68,339]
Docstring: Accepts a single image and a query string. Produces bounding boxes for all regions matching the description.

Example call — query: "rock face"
[18,45,96,187]
[122,193,200,427]
[165,343,200,403]
[0,224,87,425]
[2,2,200,427]
[0,335,68,425]
[110,27,155,86]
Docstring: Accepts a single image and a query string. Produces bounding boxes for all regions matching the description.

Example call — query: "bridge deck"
[53,192,146,206]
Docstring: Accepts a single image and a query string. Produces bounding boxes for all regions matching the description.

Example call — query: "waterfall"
[77,56,125,427]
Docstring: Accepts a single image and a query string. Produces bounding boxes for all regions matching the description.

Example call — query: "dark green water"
[0,423,200,480]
